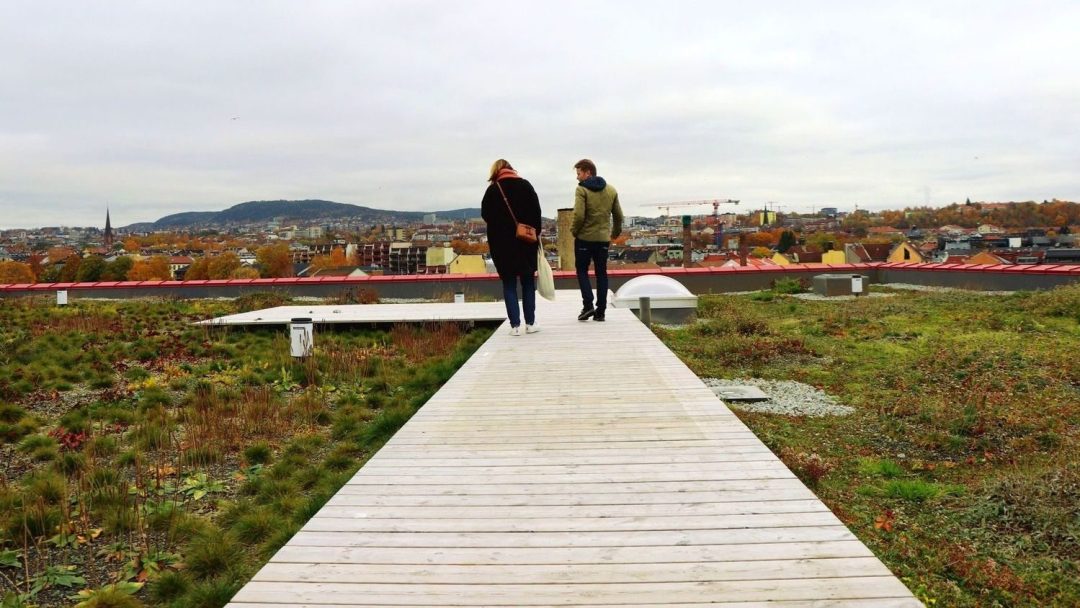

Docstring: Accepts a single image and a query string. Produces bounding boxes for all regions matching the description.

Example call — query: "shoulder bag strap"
[495,181,520,224]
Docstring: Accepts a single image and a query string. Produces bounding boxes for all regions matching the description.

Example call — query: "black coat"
[481,177,542,281]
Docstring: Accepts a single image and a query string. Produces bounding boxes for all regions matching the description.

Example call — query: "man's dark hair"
[574,159,597,176]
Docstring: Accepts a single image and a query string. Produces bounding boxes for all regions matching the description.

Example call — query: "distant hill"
[122,200,483,231]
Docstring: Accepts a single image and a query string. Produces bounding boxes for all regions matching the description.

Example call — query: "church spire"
[104,207,114,249]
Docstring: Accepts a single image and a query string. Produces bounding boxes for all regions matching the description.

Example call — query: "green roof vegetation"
[0,294,489,607]
[658,283,1080,607]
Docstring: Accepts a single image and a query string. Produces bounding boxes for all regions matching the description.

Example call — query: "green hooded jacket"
[572,176,623,242]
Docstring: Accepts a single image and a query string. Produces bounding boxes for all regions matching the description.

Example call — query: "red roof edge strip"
[3,263,1079,290]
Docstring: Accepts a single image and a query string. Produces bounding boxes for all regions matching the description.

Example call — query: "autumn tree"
[75,256,107,282]
[27,254,45,281]
[805,232,841,252]
[128,256,173,281]
[256,243,294,278]
[101,256,134,281]
[58,255,82,282]
[308,254,332,273]
[233,266,261,279]
[329,246,347,266]
[0,261,35,284]
[207,252,242,279]
[184,257,210,280]
[744,231,777,248]
[123,237,142,252]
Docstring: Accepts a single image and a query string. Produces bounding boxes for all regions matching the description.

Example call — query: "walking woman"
[481,159,542,336]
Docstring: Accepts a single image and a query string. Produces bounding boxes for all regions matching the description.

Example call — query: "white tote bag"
[536,239,555,301]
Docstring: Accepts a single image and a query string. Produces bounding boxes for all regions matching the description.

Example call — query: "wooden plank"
[251,557,893,584]
[287,526,862,548]
[354,460,786,477]
[301,512,843,533]
[228,601,922,608]
[231,577,918,604]
[376,439,766,452]
[332,479,807,496]
[315,500,828,519]
[270,540,876,565]
[325,488,819,507]
[344,470,797,485]
[365,448,775,465]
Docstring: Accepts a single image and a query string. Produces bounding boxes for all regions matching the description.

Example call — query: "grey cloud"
[1,0,1078,229]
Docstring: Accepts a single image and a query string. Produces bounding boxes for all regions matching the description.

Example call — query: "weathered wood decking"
[228,293,921,607]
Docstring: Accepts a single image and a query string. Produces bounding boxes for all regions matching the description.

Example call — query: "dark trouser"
[575,238,609,312]
[502,273,536,327]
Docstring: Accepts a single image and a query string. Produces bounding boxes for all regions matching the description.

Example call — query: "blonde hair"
[488,159,513,182]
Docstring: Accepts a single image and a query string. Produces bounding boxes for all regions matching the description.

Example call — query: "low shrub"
[149,571,191,603]
[231,508,287,544]
[183,530,244,580]
[243,441,272,465]
[177,576,242,608]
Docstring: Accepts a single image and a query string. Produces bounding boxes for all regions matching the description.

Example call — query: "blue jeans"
[502,273,535,327]
[575,239,609,312]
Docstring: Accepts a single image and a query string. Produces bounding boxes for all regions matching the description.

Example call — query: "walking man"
[571,159,623,322]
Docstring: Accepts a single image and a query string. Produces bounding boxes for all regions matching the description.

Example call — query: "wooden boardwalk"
[228,293,921,607]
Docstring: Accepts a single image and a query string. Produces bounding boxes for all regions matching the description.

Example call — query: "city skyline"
[2,1,1079,229]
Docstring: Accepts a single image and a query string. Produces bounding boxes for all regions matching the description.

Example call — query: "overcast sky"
[1,1,1078,230]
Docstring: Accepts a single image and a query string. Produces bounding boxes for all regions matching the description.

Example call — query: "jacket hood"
[579,176,607,192]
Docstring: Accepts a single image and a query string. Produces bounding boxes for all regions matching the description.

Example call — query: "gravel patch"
[379,297,440,304]
[791,292,896,301]
[878,282,1015,295]
[703,377,855,417]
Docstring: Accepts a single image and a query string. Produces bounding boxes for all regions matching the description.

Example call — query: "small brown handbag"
[495,181,538,244]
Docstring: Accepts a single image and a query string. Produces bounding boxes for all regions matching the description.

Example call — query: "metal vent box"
[812,274,865,297]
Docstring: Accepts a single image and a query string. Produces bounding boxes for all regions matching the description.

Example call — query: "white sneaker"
[509,326,522,336]
[525,325,539,334]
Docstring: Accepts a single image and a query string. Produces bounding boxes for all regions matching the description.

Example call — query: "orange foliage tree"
[308,255,333,273]
[309,247,350,274]
[256,243,294,278]
[0,261,35,284]
[329,246,348,266]
[744,231,777,248]
[207,252,242,279]
[184,257,209,280]
[128,256,173,281]
[27,254,45,280]
[450,239,490,255]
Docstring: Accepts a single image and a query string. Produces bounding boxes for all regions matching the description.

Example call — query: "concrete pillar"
[682,215,692,268]
[557,208,575,270]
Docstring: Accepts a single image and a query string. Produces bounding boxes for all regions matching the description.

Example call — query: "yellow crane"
[655,199,741,248]
[655,199,739,220]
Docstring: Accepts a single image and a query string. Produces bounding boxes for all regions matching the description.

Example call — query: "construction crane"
[655,199,740,249]
[655,199,739,218]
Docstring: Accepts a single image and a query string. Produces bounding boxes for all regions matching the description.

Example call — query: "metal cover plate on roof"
[711,385,770,401]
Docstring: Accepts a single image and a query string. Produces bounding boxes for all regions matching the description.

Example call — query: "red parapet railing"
[1,261,1078,292]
